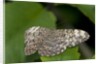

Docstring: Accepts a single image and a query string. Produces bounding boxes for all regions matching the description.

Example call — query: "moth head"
[74,29,90,42]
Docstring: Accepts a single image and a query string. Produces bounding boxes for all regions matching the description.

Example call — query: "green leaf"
[41,46,80,61]
[73,4,95,23]
[55,4,85,28]
[56,5,81,24]
[5,1,56,63]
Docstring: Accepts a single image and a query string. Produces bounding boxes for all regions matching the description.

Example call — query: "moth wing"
[24,26,90,56]
[25,42,37,55]
[65,29,90,47]
[24,27,40,55]
[38,29,90,56]
[38,31,68,56]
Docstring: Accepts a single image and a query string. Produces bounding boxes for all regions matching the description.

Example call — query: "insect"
[24,26,90,56]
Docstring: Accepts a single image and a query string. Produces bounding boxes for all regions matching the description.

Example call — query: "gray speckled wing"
[24,26,40,55]
[24,26,90,56]
[38,30,69,56]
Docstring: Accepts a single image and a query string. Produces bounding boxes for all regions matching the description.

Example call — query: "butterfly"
[24,26,90,56]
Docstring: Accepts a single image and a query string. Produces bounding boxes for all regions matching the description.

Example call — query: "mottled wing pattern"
[62,29,90,47]
[25,26,90,56]
[24,27,40,55]
[38,30,69,56]
[37,29,90,56]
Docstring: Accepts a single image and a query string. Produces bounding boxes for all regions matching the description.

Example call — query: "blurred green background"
[5,1,95,63]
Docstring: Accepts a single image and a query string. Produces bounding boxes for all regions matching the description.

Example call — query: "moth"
[24,26,90,56]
